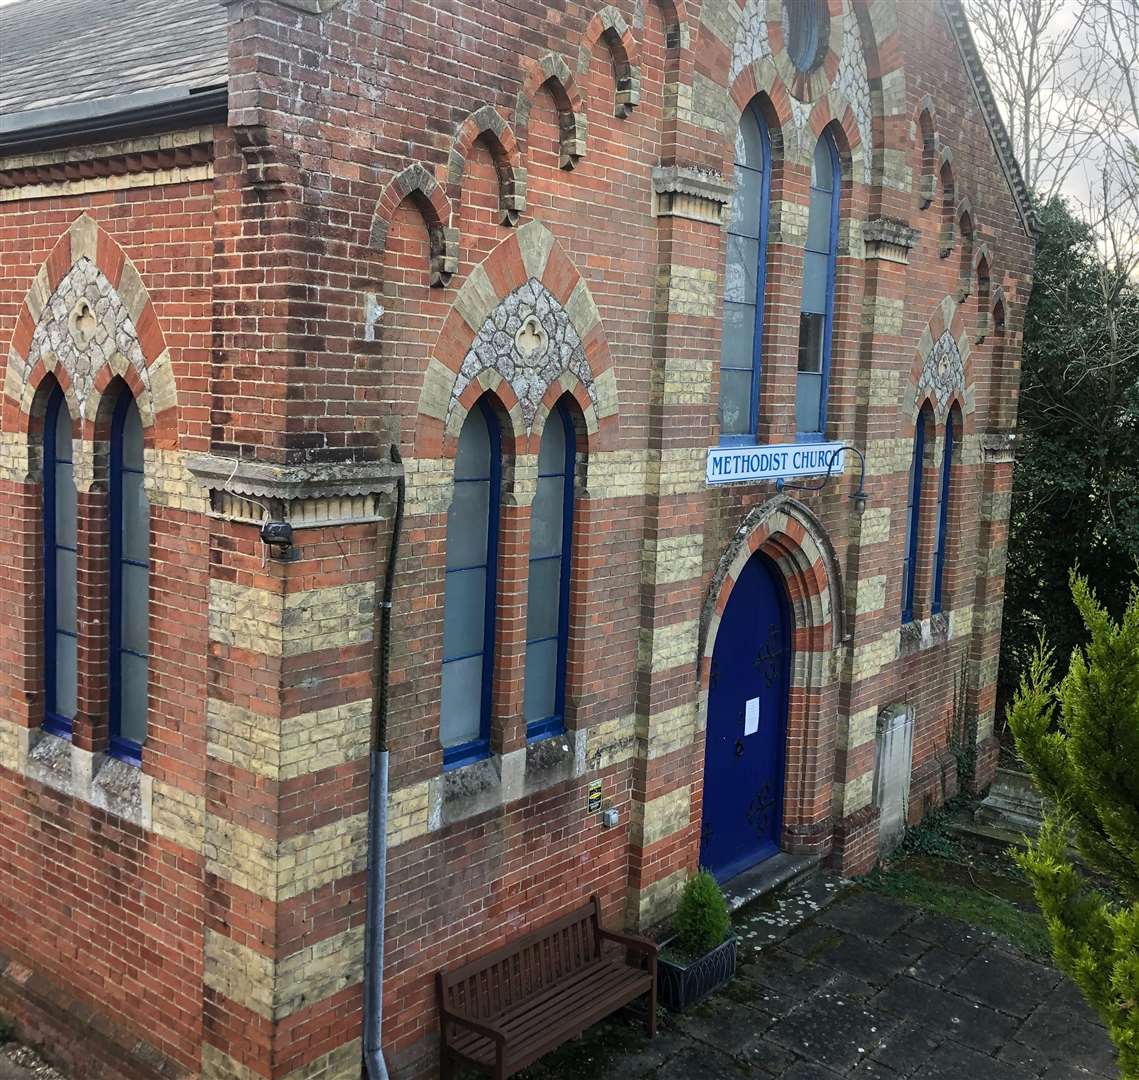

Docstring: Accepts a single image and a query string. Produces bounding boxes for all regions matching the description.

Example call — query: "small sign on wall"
[706,441,846,486]
[587,779,603,813]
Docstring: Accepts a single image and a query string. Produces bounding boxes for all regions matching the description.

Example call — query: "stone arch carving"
[369,162,459,286]
[447,107,527,226]
[578,5,643,117]
[4,214,178,457]
[700,496,845,671]
[415,220,617,458]
[907,295,977,427]
[515,53,589,170]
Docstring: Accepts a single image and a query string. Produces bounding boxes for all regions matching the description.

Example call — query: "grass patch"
[864,860,1052,960]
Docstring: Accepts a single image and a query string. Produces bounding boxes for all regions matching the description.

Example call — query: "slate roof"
[0,0,228,122]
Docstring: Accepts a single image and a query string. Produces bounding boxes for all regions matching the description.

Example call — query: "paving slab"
[1013,1002,1118,1076]
[765,988,900,1072]
[815,893,918,942]
[944,949,1062,1018]
[907,1040,1039,1080]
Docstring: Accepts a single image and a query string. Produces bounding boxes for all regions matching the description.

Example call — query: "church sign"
[706,442,847,486]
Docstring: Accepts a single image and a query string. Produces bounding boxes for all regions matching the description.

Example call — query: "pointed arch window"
[719,102,771,442]
[43,386,77,739]
[109,392,149,763]
[524,401,576,740]
[441,399,501,767]
[797,129,840,437]
[901,406,931,624]
[932,409,956,615]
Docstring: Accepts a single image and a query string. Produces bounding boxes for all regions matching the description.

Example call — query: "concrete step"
[722,852,823,915]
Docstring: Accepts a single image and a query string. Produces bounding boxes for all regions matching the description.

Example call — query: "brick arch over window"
[4,214,178,460]
[514,53,589,170]
[447,106,527,226]
[415,220,618,460]
[727,58,795,160]
[914,96,940,209]
[369,162,459,285]
[698,496,843,850]
[938,147,956,256]
[906,295,978,431]
[805,92,866,190]
[577,5,643,118]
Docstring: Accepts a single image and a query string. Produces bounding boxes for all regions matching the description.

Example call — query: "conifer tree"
[1008,571,1139,1078]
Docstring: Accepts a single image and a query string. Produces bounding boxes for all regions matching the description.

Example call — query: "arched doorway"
[700,550,791,881]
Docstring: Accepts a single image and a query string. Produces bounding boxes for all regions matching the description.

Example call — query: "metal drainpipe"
[364,444,404,1080]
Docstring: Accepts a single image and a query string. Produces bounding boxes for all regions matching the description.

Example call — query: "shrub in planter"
[658,871,737,1011]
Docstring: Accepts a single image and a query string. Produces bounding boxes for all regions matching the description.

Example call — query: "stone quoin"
[0,0,1033,1077]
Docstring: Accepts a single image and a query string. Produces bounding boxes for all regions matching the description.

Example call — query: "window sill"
[439,729,586,829]
[898,611,951,657]
[20,729,151,829]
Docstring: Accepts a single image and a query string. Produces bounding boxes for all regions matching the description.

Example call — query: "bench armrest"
[440,1009,507,1046]
[597,926,659,957]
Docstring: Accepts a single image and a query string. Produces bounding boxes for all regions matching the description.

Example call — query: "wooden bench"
[436,895,658,1079]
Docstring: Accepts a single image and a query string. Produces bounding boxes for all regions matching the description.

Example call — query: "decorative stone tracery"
[729,0,871,183]
[25,258,149,418]
[917,329,965,416]
[450,279,598,432]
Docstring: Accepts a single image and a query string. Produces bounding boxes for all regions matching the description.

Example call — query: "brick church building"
[0,0,1033,1076]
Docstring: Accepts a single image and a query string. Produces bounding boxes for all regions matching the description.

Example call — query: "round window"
[783,0,829,74]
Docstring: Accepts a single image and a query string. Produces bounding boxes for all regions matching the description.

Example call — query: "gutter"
[364,445,405,1080]
[0,85,228,156]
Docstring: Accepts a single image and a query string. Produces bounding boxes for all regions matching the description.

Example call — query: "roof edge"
[0,85,228,156]
[941,0,1037,238]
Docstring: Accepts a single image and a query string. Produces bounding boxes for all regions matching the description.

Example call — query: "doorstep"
[721,852,822,914]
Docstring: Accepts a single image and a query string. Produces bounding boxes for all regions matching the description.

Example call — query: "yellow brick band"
[207,698,370,782]
[638,619,699,675]
[209,580,374,658]
[636,700,700,760]
[642,532,703,588]
[626,868,687,930]
[201,1041,362,1080]
[585,713,637,770]
[204,926,365,1022]
[205,813,368,902]
[630,786,691,847]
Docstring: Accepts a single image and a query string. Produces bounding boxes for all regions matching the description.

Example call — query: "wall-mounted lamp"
[775,444,869,514]
[260,520,297,560]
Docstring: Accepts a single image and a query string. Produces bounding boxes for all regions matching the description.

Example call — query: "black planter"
[656,934,738,1011]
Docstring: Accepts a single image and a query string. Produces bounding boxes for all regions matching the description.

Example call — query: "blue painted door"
[700,552,790,882]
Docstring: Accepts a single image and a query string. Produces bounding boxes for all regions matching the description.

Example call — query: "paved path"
[520,878,1119,1080]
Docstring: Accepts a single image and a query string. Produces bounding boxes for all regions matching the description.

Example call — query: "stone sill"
[20,729,152,829]
[438,728,588,829]
[897,611,952,657]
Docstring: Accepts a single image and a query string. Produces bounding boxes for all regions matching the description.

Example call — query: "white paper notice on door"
[744,697,760,736]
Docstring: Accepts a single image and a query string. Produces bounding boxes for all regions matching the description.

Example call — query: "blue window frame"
[441,398,501,768]
[931,410,955,615]
[719,101,771,444]
[524,401,576,741]
[901,408,929,624]
[109,392,149,764]
[796,129,841,438]
[43,386,77,739]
